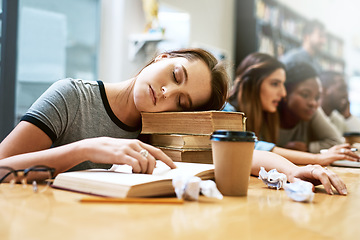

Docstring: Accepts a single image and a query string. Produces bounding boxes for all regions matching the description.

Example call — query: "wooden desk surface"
[0,166,359,240]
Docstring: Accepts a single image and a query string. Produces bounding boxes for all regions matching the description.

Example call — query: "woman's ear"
[154,54,170,62]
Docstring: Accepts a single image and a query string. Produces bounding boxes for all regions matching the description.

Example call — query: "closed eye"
[177,96,184,110]
[172,70,179,84]
[177,94,192,111]
[173,65,186,85]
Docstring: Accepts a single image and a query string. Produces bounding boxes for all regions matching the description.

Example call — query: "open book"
[52,161,214,198]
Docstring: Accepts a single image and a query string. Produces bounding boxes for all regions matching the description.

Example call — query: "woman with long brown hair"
[227,52,285,143]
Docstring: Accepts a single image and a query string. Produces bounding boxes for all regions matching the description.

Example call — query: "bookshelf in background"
[235,0,345,73]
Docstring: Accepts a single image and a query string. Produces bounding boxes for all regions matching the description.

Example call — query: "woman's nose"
[281,85,287,97]
[161,86,166,98]
[161,85,176,99]
[309,98,319,107]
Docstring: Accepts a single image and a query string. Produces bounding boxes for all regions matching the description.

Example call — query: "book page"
[109,161,214,179]
[55,171,170,187]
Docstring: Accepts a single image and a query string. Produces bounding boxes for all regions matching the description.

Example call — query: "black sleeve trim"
[20,115,57,142]
[97,80,141,132]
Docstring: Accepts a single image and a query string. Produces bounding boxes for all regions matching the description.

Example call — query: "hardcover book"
[141,111,246,134]
[159,147,213,164]
[150,134,211,149]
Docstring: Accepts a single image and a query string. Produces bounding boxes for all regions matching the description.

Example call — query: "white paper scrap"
[258,167,314,203]
[284,181,314,203]
[258,167,287,190]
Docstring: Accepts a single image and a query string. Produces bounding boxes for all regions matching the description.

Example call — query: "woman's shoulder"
[48,78,101,96]
[310,108,342,137]
[310,108,332,124]
[52,78,99,88]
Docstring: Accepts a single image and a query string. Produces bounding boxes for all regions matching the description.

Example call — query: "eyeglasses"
[0,165,55,194]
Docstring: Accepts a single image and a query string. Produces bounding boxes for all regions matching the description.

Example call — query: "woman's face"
[326,75,348,112]
[260,68,286,113]
[133,55,212,112]
[286,77,322,121]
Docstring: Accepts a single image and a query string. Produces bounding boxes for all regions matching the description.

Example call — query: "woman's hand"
[284,141,308,152]
[80,137,176,174]
[289,164,347,195]
[317,143,360,165]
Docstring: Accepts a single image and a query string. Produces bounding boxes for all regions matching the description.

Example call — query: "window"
[16,0,100,120]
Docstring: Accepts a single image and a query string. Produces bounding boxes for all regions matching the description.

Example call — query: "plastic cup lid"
[210,130,257,142]
[344,132,360,137]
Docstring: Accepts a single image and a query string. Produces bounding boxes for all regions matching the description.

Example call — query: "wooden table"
[0,166,359,240]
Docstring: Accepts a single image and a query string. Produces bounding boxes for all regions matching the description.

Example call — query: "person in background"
[225,52,359,167]
[277,61,348,154]
[320,71,360,134]
[0,48,347,195]
[227,52,285,144]
[280,19,326,74]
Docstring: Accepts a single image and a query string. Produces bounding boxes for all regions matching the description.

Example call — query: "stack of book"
[141,111,246,164]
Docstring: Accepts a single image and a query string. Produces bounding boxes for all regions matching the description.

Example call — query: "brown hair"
[284,61,318,95]
[143,48,229,111]
[228,52,285,143]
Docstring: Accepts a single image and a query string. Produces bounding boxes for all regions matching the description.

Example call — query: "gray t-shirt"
[21,78,141,171]
[277,108,343,153]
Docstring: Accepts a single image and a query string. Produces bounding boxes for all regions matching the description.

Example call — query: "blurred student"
[0,48,346,195]
[277,61,347,153]
[320,71,360,134]
[227,53,285,144]
[225,52,359,166]
[280,20,326,74]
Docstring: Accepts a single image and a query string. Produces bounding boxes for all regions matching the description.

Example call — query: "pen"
[80,197,184,204]
[320,148,358,154]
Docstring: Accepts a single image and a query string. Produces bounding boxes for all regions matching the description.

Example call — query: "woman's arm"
[0,122,176,181]
[271,145,359,166]
[0,122,86,176]
[251,150,347,195]
[271,146,317,164]
[0,122,53,159]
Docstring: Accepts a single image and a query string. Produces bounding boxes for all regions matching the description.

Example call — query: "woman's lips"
[149,85,156,105]
[305,108,316,116]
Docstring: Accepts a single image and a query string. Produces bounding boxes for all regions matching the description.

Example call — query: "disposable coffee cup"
[210,130,257,196]
[343,132,360,145]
